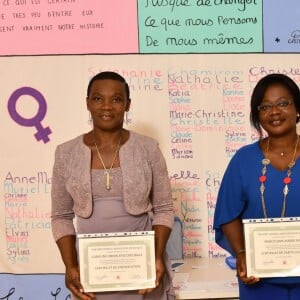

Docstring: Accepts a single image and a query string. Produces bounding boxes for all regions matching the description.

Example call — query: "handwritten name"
[170,170,200,180]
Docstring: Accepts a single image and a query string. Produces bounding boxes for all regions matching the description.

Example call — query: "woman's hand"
[236,252,259,285]
[221,219,260,285]
[138,257,165,295]
[154,256,166,287]
[65,265,95,300]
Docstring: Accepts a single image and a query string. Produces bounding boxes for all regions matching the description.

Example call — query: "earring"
[88,112,92,126]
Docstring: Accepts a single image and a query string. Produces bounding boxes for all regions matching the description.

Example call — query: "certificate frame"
[77,231,156,292]
[243,217,300,278]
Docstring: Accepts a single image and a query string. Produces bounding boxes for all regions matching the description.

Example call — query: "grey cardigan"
[51,131,174,241]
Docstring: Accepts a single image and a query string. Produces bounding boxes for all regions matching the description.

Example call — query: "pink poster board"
[0,0,138,55]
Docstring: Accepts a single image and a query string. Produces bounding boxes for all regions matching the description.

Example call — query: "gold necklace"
[93,132,122,191]
[259,135,299,218]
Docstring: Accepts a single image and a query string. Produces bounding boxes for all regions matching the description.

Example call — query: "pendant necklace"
[93,132,122,191]
[259,135,299,218]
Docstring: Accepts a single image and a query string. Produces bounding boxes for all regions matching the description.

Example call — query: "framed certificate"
[77,231,156,292]
[243,217,300,278]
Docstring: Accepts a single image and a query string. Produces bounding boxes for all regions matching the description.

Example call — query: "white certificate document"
[78,231,156,292]
[243,217,300,278]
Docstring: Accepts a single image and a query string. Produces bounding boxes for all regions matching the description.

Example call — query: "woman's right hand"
[236,252,260,285]
[65,265,95,300]
[221,219,260,285]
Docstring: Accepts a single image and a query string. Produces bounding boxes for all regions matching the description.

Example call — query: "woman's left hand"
[138,257,165,295]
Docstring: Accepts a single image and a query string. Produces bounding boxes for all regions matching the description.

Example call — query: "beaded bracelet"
[236,249,246,256]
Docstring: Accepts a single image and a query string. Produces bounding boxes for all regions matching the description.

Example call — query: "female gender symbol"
[7,87,52,143]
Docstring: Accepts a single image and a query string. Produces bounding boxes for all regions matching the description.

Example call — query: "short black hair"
[250,73,300,138]
[87,71,130,99]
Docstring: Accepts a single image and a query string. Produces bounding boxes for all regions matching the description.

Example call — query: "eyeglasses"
[257,99,294,113]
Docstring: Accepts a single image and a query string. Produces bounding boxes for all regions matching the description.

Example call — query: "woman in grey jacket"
[51,71,175,300]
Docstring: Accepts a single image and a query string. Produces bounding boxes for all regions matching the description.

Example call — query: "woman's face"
[87,79,130,131]
[258,84,298,137]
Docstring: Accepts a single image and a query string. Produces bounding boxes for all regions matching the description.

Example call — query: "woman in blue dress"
[214,73,300,300]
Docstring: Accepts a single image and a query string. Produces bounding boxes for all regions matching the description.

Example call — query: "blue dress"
[213,141,300,286]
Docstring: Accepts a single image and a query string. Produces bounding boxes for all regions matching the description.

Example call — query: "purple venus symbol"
[7,87,52,143]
